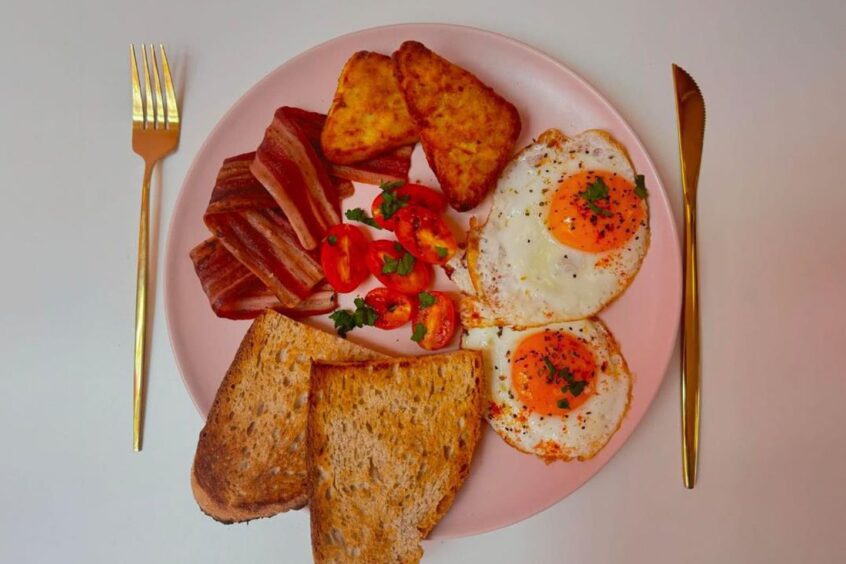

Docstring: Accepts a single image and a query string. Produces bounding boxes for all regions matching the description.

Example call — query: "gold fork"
[130,44,180,451]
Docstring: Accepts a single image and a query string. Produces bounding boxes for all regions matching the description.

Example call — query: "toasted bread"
[191,310,384,523]
[393,41,521,211]
[321,51,418,165]
[307,351,484,563]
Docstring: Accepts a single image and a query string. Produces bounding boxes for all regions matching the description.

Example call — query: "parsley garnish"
[345,208,381,229]
[634,174,648,199]
[383,252,416,275]
[542,356,576,384]
[418,291,436,308]
[327,234,337,245]
[557,398,570,409]
[411,322,427,343]
[568,380,587,397]
[379,180,404,192]
[435,246,448,259]
[580,178,614,217]
[377,180,410,220]
[328,297,377,337]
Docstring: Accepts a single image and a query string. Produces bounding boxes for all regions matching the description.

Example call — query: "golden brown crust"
[191,311,383,524]
[321,51,418,165]
[393,41,521,211]
[307,352,484,562]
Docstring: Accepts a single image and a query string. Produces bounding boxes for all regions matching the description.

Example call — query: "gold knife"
[673,64,705,489]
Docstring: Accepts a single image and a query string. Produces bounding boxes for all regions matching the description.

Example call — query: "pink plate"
[164,23,681,539]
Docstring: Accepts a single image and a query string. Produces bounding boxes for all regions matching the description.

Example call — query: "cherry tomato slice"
[411,291,457,351]
[319,224,370,293]
[394,205,457,265]
[365,240,433,294]
[364,287,417,329]
[371,183,448,231]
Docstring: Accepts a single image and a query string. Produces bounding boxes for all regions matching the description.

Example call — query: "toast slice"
[393,41,521,211]
[191,310,384,523]
[307,351,484,563]
[321,51,418,165]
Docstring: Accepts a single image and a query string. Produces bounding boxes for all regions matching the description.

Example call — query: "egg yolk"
[546,170,645,253]
[511,329,597,416]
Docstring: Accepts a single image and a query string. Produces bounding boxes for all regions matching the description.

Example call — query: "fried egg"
[465,129,649,326]
[462,319,632,461]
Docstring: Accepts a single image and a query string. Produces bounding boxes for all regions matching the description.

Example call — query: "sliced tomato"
[365,240,433,294]
[371,183,448,231]
[411,291,457,350]
[364,287,417,329]
[319,224,369,293]
[394,205,457,265]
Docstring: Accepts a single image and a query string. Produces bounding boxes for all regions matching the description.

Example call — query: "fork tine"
[130,45,143,125]
[159,45,179,127]
[141,44,153,128]
[149,45,164,129]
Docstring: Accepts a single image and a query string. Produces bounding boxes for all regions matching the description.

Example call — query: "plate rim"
[163,22,682,538]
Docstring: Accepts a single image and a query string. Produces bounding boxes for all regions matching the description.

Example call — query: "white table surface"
[2,0,845,562]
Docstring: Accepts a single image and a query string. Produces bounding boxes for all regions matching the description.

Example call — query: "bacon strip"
[250,107,341,250]
[285,108,413,186]
[204,153,324,307]
[190,238,336,319]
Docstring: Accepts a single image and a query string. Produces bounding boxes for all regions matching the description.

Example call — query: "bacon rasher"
[250,107,342,250]
[190,237,336,320]
[204,153,324,307]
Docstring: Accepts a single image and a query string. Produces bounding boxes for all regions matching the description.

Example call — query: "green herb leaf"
[581,177,610,202]
[634,174,648,199]
[557,398,570,409]
[345,208,380,228]
[568,380,587,397]
[379,190,411,220]
[329,298,378,337]
[397,252,416,275]
[379,180,405,192]
[418,291,436,308]
[588,201,614,218]
[559,366,575,383]
[327,234,337,245]
[435,246,448,259]
[542,356,557,379]
[411,322,427,343]
[382,256,399,274]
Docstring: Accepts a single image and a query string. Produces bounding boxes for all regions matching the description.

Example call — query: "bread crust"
[191,311,383,524]
[307,351,484,563]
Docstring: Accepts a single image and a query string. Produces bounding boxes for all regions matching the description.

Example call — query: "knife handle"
[681,197,700,488]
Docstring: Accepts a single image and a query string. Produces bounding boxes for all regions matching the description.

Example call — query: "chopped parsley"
[326,234,337,245]
[418,291,436,308]
[328,297,377,337]
[411,322,427,343]
[345,208,381,228]
[382,251,416,275]
[557,398,570,409]
[435,246,448,259]
[377,180,410,220]
[634,174,648,199]
[567,380,587,397]
[580,177,614,217]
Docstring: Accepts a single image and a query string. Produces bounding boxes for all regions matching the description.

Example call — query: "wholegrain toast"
[307,351,484,563]
[321,51,418,165]
[191,310,384,523]
[393,41,521,211]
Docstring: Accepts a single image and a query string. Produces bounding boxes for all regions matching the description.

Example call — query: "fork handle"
[133,161,154,452]
[681,197,700,487]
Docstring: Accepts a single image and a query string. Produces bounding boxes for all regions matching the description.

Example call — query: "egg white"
[467,129,649,326]
[462,319,632,461]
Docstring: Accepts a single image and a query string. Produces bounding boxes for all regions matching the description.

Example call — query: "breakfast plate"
[165,23,681,538]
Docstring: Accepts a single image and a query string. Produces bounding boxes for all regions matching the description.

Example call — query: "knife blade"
[673,64,705,489]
